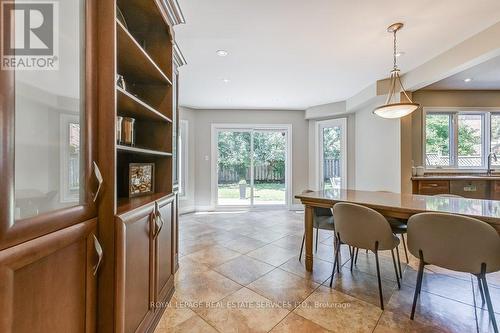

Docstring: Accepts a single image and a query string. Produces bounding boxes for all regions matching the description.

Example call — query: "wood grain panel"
[0,219,97,333]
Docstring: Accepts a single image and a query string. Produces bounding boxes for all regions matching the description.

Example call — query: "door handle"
[92,234,103,276]
[154,202,164,238]
[92,161,103,202]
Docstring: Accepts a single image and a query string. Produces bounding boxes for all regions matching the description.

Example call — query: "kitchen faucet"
[487,152,497,175]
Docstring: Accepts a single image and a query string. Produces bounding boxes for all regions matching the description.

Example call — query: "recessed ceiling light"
[395,51,405,57]
[222,78,230,83]
[464,78,473,83]
[216,50,229,57]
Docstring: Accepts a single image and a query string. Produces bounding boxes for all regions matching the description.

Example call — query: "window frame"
[179,120,188,198]
[423,107,500,171]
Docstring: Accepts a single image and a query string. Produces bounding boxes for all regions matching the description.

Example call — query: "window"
[60,114,81,203]
[424,109,498,170]
[179,120,188,197]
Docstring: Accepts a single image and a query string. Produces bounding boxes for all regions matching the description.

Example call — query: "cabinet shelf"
[117,20,172,86]
[117,192,170,215]
[117,87,172,123]
[116,145,172,157]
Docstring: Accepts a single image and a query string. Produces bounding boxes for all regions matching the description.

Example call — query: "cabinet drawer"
[450,180,488,199]
[418,180,449,195]
[491,181,500,200]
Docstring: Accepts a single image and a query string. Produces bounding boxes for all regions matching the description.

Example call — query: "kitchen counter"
[412,175,500,180]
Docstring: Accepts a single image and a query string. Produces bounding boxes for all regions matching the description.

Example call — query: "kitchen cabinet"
[412,177,500,199]
[414,180,450,195]
[0,219,100,333]
[115,204,156,333]
[115,194,176,333]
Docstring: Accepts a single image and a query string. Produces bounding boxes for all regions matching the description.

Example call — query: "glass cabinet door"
[1,0,97,249]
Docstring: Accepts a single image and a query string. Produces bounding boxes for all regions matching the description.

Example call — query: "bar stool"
[407,212,500,332]
[330,202,402,310]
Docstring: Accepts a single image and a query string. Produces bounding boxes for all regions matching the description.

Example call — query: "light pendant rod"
[373,22,420,119]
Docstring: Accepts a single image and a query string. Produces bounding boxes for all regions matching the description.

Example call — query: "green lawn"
[218,183,285,201]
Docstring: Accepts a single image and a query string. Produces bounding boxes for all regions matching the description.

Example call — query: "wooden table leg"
[304,205,314,272]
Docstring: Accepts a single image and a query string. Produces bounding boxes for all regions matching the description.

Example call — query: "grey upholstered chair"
[407,212,500,332]
[330,202,401,310]
[299,190,335,261]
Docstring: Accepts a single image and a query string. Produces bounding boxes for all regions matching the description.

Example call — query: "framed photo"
[129,163,155,197]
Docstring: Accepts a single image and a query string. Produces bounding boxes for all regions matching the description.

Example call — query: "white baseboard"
[180,204,303,213]
[290,204,304,211]
[179,206,195,215]
[195,205,216,212]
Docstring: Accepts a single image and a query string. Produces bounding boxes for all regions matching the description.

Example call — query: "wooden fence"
[324,158,340,179]
[218,159,340,183]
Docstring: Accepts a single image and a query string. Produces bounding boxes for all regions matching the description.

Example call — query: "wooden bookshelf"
[96,0,185,332]
[115,0,174,206]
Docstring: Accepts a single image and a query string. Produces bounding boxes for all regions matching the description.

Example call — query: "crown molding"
[173,43,187,67]
[163,0,186,26]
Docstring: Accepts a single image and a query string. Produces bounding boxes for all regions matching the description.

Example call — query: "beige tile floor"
[155,210,500,333]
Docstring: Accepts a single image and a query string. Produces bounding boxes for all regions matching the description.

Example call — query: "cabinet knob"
[92,234,103,276]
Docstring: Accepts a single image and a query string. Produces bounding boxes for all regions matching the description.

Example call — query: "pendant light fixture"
[373,23,420,119]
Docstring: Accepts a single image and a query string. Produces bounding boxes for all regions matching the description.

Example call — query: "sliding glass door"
[253,130,287,205]
[215,126,289,207]
[217,130,252,206]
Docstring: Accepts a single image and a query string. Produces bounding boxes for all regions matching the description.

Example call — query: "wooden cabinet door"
[115,204,155,333]
[0,0,99,251]
[155,195,175,304]
[0,219,98,333]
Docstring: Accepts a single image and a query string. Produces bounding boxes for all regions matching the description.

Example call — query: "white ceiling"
[175,0,500,110]
[423,55,500,90]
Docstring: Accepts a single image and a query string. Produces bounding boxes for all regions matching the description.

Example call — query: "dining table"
[295,189,500,272]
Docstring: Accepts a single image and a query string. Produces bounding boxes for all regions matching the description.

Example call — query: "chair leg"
[335,236,340,274]
[329,235,341,287]
[354,247,359,265]
[391,249,401,289]
[315,227,319,253]
[350,247,355,272]
[477,275,485,305]
[299,234,305,262]
[480,264,498,333]
[401,233,409,264]
[395,246,403,279]
[374,242,384,310]
[411,251,425,320]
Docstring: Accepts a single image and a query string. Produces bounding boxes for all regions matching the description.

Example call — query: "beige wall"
[354,96,401,193]
[180,107,309,210]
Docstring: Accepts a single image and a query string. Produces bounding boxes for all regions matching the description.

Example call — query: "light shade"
[373,103,420,119]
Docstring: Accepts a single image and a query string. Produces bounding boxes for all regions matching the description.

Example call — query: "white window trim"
[179,120,188,199]
[423,107,500,172]
[314,118,348,190]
